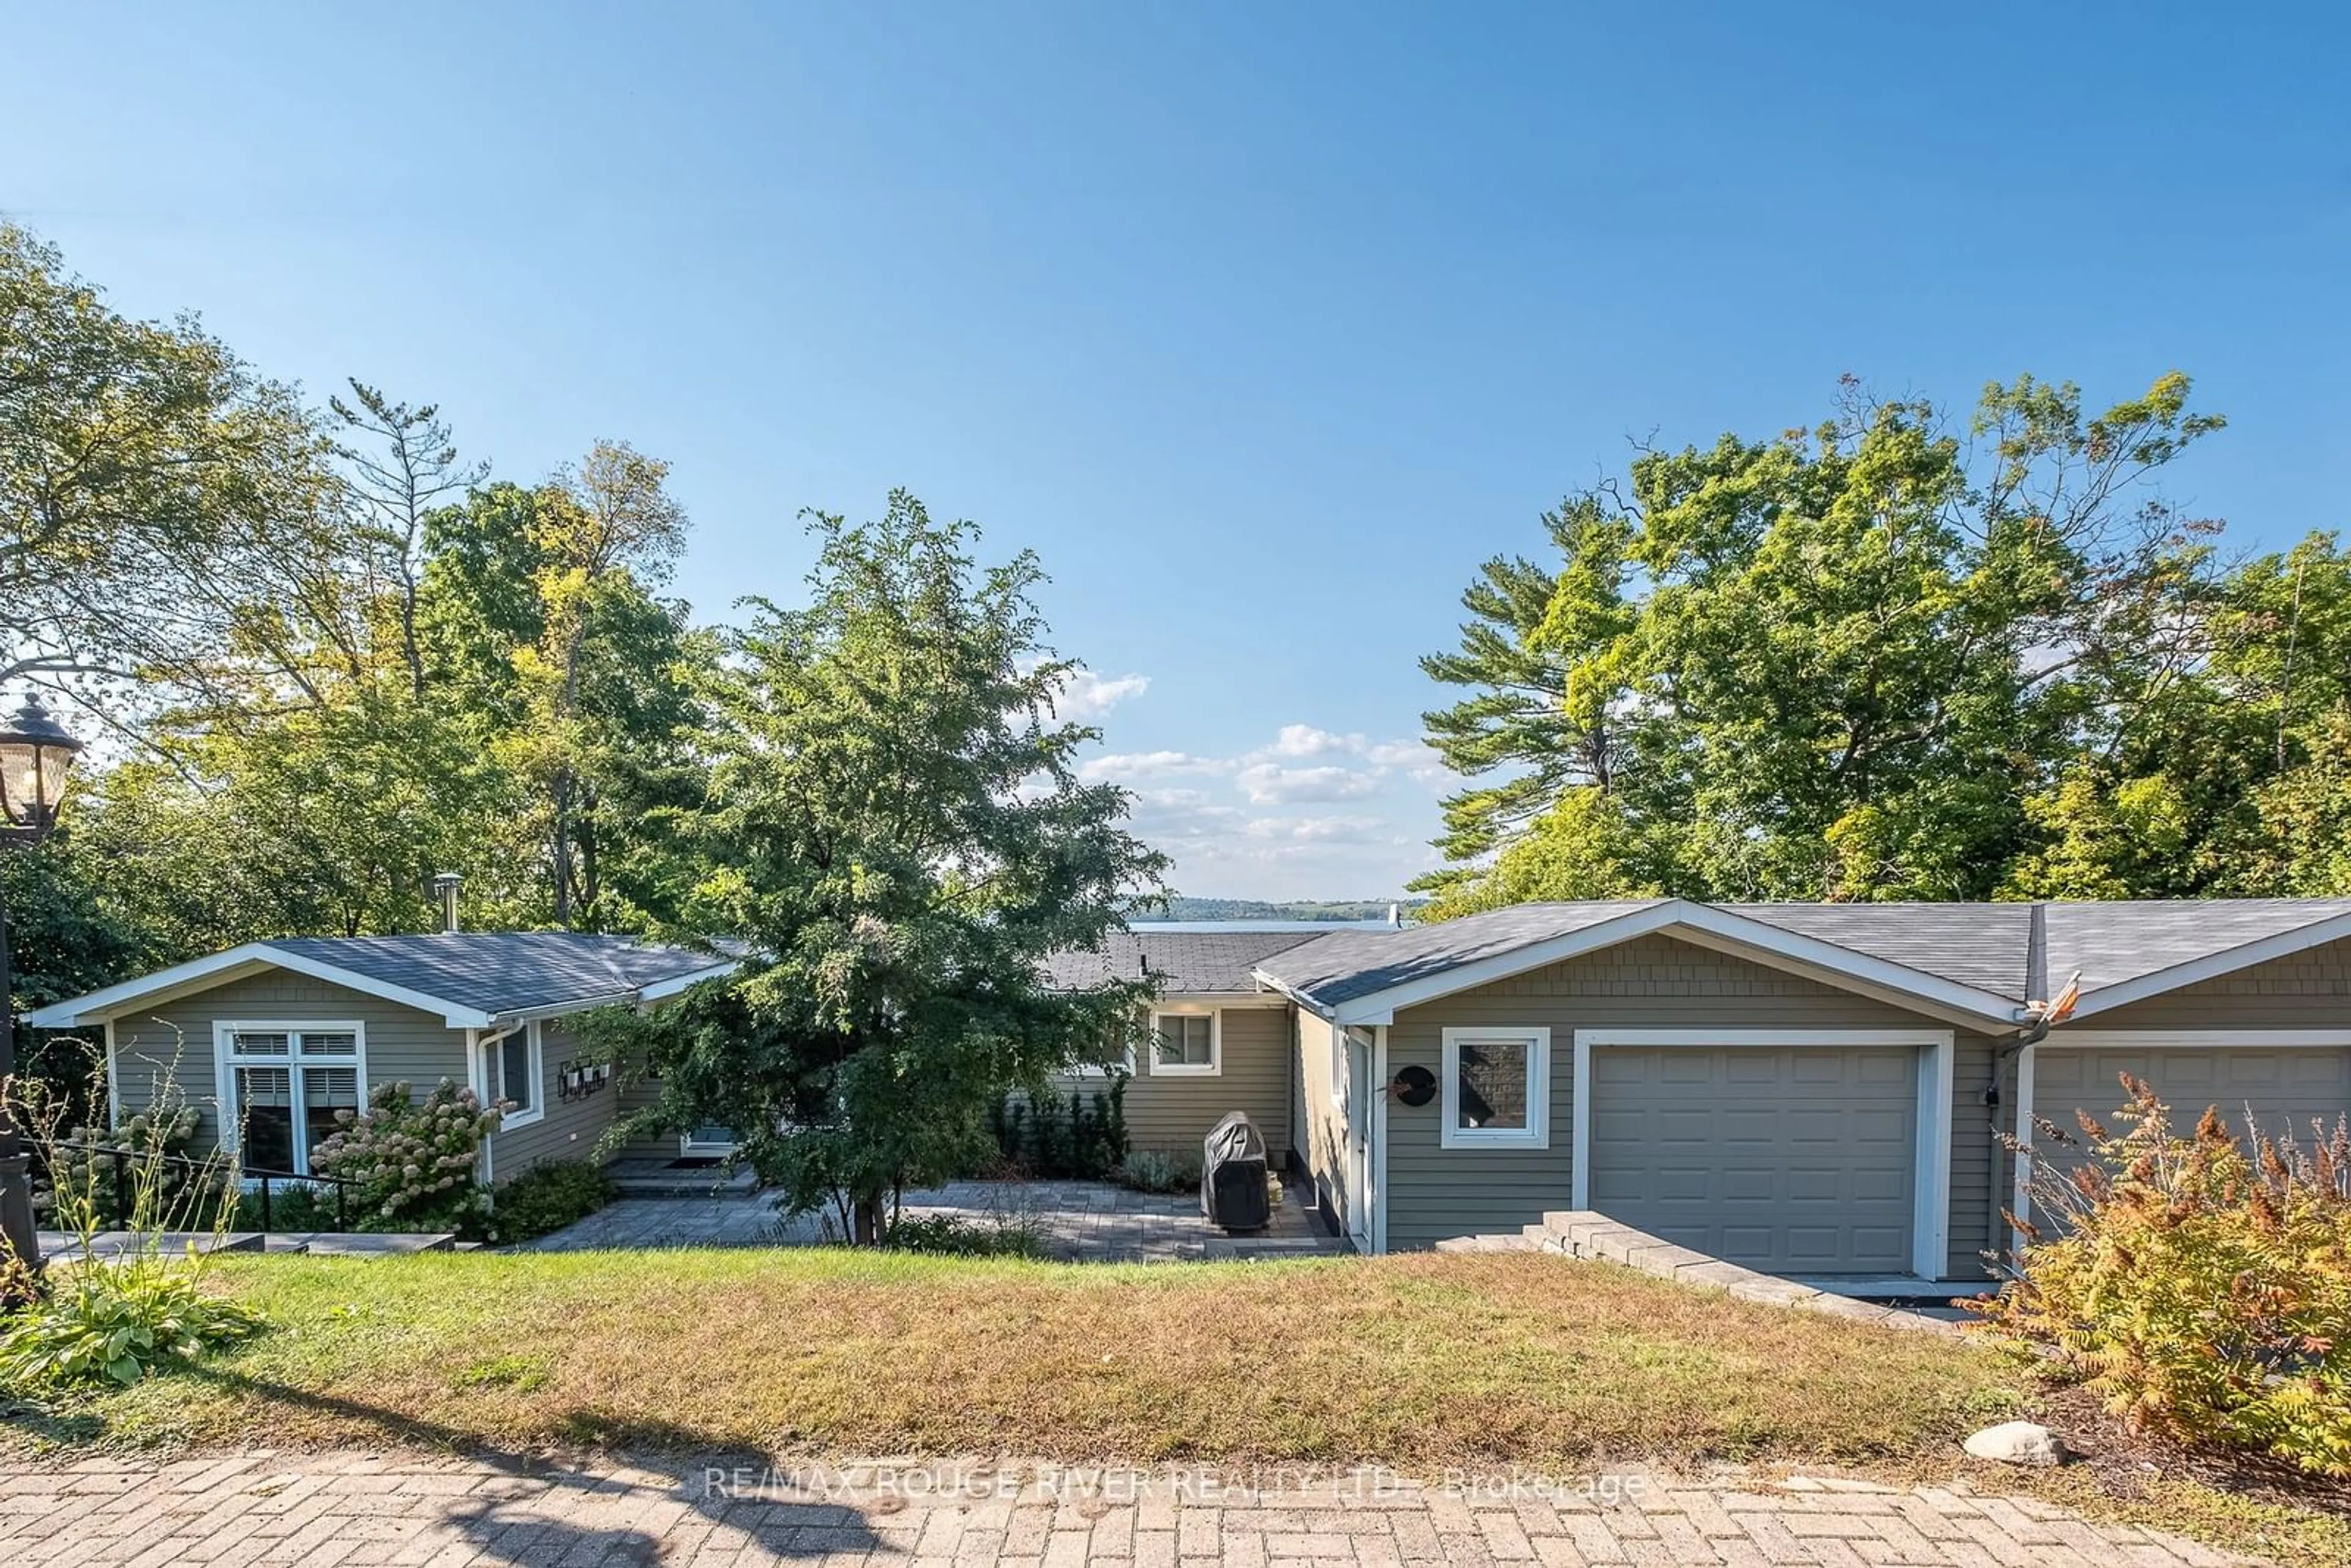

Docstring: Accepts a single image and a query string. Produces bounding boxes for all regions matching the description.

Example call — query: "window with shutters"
[219,1023,366,1175]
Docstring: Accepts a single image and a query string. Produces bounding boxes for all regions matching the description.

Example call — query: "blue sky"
[9,5,2348,898]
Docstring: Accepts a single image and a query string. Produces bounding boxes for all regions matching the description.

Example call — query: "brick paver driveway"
[0,1451,2260,1566]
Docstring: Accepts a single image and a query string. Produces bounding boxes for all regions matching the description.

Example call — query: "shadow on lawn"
[159,1366,891,1564]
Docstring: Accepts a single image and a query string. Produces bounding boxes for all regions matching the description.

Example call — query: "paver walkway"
[520,1176,1347,1262]
[0,1450,2261,1566]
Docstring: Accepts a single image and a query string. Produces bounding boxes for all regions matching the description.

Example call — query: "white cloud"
[1048,667,1151,720]
[1235,762,1384,805]
[1080,750,1235,782]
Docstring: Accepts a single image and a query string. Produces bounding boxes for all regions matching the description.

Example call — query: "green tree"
[1,222,332,719]
[600,492,1166,1241]
[1417,373,2224,912]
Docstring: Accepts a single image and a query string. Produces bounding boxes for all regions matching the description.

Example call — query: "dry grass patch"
[9,1248,2023,1469]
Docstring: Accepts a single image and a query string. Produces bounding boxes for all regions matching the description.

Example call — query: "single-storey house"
[24,934,740,1187]
[31,898,2351,1285]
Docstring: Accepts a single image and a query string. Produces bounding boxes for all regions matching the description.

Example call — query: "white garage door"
[2034,1042,2350,1157]
[1588,1046,1917,1272]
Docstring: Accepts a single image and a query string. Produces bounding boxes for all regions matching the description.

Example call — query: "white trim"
[465,1029,492,1185]
[1570,1027,1957,1280]
[1372,1024,1390,1256]
[1148,1007,1221,1077]
[2041,1028,2351,1048]
[32,943,497,1029]
[2010,1040,2037,1260]
[1439,1026,1551,1150]
[634,959,740,1007]
[1269,901,2023,1030]
[488,1021,547,1130]
[1343,1027,1374,1248]
[102,1018,121,1130]
[211,1019,369,1177]
[2064,912,2351,1020]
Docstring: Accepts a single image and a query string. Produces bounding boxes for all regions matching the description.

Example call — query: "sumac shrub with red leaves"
[1974,1076,2351,1475]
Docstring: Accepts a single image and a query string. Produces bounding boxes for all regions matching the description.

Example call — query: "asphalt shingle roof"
[263,933,727,1019]
[1725,902,2034,999]
[1256,902,1666,1008]
[2042,900,2351,994]
[1043,929,1324,994]
[1243,898,2351,1018]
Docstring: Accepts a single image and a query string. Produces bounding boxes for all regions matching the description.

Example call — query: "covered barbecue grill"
[1201,1110,1271,1231]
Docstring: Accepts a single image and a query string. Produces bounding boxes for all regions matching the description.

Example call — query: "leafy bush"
[1973,1076,2351,1476]
[1114,1148,1202,1194]
[988,1078,1128,1179]
[32,1105,227,1232]
[228,1180,348,1234]
[309,1078,500,1233]
[492,1159,617,1242]
[3,1060,261,1393]
[882,1212,1048,1258]
[0,1267,261,1390]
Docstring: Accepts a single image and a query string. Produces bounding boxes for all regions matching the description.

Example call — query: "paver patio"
[0,1449,2265,1566]
[518,1174,1349,1261]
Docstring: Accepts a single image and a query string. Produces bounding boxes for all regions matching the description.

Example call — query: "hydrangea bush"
[309,1078,501,1233]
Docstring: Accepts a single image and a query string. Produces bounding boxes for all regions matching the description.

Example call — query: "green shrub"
[1973,1076,2351,1476]
[991,1078,1129,1179]
[0,1267,261,1390]
[492,1160,617,1243]
[228,1181,348,1234]
[32,1106,228,1232]
[309,1078,500,1233]
[1114,1149,1202,1194]
[882,1212,1047,1258]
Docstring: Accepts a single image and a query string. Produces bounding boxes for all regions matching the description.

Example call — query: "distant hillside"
[1136,897,1425,923]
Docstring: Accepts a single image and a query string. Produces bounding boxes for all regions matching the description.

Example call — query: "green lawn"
[6,1248,2027,1469]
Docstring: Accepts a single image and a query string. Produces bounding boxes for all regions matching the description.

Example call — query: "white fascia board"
[2063,912,2351,1020]
[1324,901,2021,1028]
[24,942,497,1030]
[1247,969,1333,1018]
[635,959,740,1007]
[2044,1027,2351,1048]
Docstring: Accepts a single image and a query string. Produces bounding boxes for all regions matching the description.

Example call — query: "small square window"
[1441,1028,1549,1149]
[1151,1012,1218,1076]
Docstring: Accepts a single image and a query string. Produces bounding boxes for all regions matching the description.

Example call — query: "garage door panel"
[2038,1045,2349,1153]
[1587,1045,1918,1273]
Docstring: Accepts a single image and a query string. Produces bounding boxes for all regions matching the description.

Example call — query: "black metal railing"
[34,1139,361,1233]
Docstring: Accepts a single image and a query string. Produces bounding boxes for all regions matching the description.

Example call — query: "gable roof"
[1249,897,2351,1030]
[25,933,737,1032]
[1044,928,1324,995]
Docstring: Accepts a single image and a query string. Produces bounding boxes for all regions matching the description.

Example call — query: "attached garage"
[1572,1029,1955,1278]
[2031,1035,2351,1149]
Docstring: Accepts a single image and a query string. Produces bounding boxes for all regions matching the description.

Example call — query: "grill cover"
[1201,1111,1271,1231]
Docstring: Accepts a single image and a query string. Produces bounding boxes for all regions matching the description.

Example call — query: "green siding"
[106,970,469,1159]
[484,1018,628,1182]
[1377,933,2002,1277]
[1044,1003,1295,1158]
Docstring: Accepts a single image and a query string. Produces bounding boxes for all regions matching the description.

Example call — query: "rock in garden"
[1963,1421,2068,1466]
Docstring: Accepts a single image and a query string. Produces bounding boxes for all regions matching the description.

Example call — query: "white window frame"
[487,1021,547,1130]
[1439,1026,1551,1150]
[1069,1013,1140,1079]
[1149,1007,1221,1077]
[1570,1027,1955,1281]
[212,1020,369,1178]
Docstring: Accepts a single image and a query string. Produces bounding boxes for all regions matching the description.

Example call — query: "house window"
[490,1022,546,1129]
[221,1024,364,1176]
[1151,1010,1219,1076]
[1070,1016,1138,1078]
[1440,1027,1550,1150]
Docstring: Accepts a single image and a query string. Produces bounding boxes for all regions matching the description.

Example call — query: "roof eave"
[1278,901,2026,1029]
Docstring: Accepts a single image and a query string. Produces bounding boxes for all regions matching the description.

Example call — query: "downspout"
[473,1021,527,1188]
[1984,903,2077,1266]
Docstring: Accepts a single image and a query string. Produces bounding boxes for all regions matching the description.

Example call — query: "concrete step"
[38,1231,264,1262]
[274,1232,456,1256]
[1433,1232,1537,1254]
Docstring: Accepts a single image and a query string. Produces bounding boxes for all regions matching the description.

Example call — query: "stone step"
[37,1231,264,1262]
[1433,1232,1537,1254]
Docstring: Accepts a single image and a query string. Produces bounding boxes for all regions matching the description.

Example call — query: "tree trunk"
[850,1191,887,1246]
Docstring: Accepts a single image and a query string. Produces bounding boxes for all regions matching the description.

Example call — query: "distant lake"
[1127,919,1396,932]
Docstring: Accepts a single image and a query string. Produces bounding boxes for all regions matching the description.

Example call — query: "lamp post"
[0,693,84,1278]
